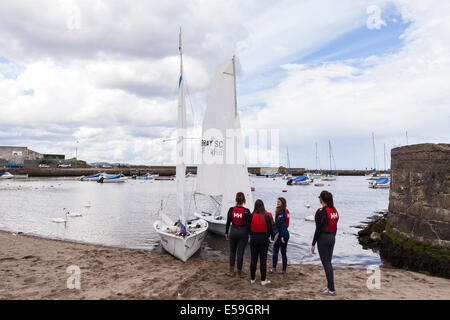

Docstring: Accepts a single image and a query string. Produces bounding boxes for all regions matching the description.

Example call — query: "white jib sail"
[196,58,253,216]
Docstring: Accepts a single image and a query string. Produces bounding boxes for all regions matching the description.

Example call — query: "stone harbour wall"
[381,143,450,277]
[387,143,450,247]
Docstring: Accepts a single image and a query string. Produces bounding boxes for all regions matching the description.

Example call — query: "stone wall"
[380,143,450,278]
[387,143,450,248]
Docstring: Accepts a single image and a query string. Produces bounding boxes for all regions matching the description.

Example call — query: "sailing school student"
[248,199,273,285]
[225,192,251,277]
[311,191,339,296]
[271,197,290,274]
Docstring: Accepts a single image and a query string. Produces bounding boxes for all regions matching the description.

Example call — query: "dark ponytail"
[235,192,246,206]
[253,199,266,215]
[320,190,335,209]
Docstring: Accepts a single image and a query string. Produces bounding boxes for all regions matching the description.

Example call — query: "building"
[0,146,43,165]
[43,154,65,160]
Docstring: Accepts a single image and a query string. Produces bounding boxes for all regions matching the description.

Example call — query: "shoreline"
[2,167,381,177]
[1,230,449,300]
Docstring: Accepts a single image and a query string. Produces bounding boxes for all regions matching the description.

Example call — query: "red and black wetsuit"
[225,206,251,271]
[248,212,273,281]
[312,206,339,292]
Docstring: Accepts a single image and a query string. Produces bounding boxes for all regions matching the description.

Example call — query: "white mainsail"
[195,57,253,218]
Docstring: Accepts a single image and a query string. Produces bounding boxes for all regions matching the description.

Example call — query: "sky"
[0,0,449,169]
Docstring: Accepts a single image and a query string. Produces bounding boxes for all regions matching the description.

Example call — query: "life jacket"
[276,209,290,229]
[231,207,245,226]
[251,213,268,233]
[266,211,273,221]
[325,207,339,233]
[285,209,290,229]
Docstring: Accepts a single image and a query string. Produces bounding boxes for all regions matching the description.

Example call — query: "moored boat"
[287,175,312,185]
[97,174,127,183]
[0,172,14,179]
[136,173,155,180]
[368,177,390,189]
[79,173,103,181]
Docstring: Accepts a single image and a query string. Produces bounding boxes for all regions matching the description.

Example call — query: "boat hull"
[194,212,226,236]
[368,183,390,189]
[290,181,311,185]
[0,172,14,179]
[101,178,127,183]
[153,218,208,262]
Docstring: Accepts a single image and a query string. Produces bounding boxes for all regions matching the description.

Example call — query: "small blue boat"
[79,173,102,181]
[137,173,154,180]
[97,174,127,183]
[368,177,390,188]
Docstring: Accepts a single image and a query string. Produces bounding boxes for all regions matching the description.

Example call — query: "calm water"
[0,176,388,267]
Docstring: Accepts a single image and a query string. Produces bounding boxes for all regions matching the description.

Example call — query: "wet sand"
[1,230,449,300]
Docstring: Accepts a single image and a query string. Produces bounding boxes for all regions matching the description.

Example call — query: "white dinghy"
[0,172,14,179]
[193,57,253,236]
[153,28,208,262]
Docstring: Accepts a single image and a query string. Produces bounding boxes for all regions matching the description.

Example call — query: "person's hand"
[225,234,229,241]
[281,237,285,244]
[311,245,315,254]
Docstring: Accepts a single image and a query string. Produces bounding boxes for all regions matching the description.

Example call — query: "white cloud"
[239,0,450,169]
[0,0,448,167]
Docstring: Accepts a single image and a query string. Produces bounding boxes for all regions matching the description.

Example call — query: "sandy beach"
[0,230,449,300]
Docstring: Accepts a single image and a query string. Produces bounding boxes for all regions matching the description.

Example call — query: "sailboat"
[282,147,293,180]
[193,56,253,236]
[312,142,322,179]
[365,133,380,180]
[321,140,337,181]
[365,133,390,180]
[153,29,208,262]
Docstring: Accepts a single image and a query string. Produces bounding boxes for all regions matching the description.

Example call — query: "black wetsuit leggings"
[250,234,269,281]
[317,232,336,292]
[229,226,248,270]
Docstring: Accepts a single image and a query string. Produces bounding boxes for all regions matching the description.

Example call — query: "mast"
[232,56,237,117]
[286,147,291,173]
[372,132,376,170]
[384,143,386,171]
[315,142,320,171]
[177,27,186,223]
[328,140,332,171]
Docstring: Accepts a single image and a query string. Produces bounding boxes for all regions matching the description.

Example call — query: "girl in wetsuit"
[311,190,339,296]
[248,199,273,285]
[271,197,290,274]
[225,192,251,277]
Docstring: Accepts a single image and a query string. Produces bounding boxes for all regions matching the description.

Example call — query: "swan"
[63,208,82,217]
[305,201,311,208]
[52,211,68,223]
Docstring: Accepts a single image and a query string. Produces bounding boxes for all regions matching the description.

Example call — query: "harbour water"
[0,176,388,267]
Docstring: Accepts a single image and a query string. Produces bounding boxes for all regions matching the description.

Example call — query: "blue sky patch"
[0,56,26,79]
